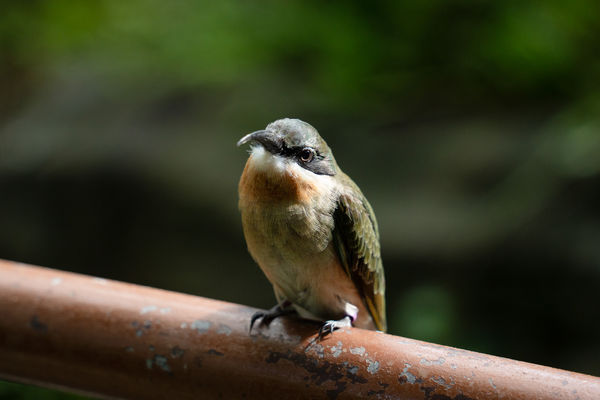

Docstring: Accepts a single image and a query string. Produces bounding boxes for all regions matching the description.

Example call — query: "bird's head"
[237,118,338,177]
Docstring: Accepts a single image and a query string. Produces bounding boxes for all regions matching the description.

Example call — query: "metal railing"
[0,259,598,399]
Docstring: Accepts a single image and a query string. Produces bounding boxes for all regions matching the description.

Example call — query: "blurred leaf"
[392,285,457,344]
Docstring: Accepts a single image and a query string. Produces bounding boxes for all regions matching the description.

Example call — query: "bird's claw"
[249,311,267,332]
[317,316,353,340]
[249,302,294,333]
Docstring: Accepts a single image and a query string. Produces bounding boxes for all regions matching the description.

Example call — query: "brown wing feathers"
[333,191,386,331]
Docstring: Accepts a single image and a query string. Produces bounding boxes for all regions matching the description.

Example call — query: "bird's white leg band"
[344,302,358,322]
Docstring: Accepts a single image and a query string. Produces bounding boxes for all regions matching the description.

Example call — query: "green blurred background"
[1,1,599,397]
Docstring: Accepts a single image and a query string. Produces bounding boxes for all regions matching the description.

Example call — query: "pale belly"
[240,203,375,329]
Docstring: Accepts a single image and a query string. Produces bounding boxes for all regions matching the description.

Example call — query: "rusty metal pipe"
[0,259,598,399]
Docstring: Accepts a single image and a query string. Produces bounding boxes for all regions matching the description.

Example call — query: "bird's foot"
[249,301,294,333]
[317,315,353,340]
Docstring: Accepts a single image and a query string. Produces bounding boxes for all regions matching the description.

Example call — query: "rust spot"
[421,386,436,399]
[420,385,476,400]
[367,381,389,396]
[266,350,368,399]
[326,381,347,400]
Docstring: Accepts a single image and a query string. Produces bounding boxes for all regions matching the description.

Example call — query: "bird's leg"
[249,300,295,332]
[317,303,358,340]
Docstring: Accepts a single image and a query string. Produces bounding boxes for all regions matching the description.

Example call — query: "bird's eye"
[299,148,314,163]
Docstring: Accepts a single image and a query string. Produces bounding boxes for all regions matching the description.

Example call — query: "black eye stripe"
[277,144,333,175]
[278,144,296,157]
[279,145,319,159]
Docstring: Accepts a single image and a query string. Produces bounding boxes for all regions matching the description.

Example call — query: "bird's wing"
[332,180,386,331]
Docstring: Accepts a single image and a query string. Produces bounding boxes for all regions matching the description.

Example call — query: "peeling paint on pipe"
[0,259,599,400]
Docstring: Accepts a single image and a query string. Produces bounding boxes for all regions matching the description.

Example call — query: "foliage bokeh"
[1,1,600,397]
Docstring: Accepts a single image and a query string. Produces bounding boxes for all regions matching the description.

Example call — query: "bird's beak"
[236,130,281,154]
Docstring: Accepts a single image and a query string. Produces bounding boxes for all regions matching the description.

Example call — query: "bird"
[237,118,386,337]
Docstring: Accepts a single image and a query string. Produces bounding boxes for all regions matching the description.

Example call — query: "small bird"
[237,118,386,336]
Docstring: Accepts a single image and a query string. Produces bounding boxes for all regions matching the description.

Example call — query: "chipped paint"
[217,324,232,336]
[51,277,62,286]
[133,320,152,337]
[366,359,380,374]
[92,277,107,285]
[305,343,325,359]
[160,307,171,314]
[152,354,171,372]
[399,363,416,384]
[140,305,158,315]
[149,345,155,352]
[180,322,188,329]
[191,320,211,333]
[330,341,343,358]
[350,346,365,356]
[432,376,454,390]
[420,357,445,366]
[347,365,359,375]
[489,377,497,390]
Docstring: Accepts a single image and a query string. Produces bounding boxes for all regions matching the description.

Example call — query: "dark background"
[1,1,599,397]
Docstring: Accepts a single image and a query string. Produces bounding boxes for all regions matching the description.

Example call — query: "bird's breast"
[238,152,326,204]
[238,153,339,296]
